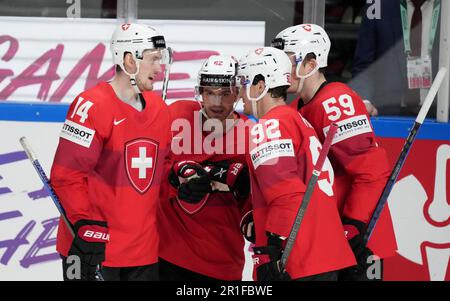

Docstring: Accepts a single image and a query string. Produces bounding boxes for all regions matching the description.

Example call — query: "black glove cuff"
[342,217,366,233]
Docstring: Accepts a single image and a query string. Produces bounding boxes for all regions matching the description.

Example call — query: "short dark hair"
[252,74,288,100]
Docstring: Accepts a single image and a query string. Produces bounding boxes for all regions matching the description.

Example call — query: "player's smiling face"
[136,49,164,91]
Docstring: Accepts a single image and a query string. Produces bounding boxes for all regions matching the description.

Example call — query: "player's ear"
[257,79,266,92]
[305,58,317,73]
[123,52,137,74]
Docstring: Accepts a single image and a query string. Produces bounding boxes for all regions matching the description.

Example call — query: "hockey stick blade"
[280,123,338,270]
[19,136,105,281]
[363,67,447,245]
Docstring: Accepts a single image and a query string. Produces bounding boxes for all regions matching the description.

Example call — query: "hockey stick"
[19,137,105,281]
[162,47,174,101]
[280,123,338,270]
[362,67,448,246]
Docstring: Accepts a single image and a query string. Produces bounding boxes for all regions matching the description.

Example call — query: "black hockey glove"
[240,210,255,244]
[204,161,250,201]
[252,233,291,281]
[343,217,376,267]
[68,219,109,281]
[170,160,212,204]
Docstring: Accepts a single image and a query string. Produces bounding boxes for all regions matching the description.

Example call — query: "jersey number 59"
[322,94,355,121]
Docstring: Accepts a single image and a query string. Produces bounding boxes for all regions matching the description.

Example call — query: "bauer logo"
[60,119,95,148]
[323,115,372,145]
[78,225,110,243]
[250,139,294,169]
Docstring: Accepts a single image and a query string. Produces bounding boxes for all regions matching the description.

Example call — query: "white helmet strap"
[245,83,269,102]
[251,100,259,119]
[245,81,269,119]
[121,56,142,94]
[295,63,319,94]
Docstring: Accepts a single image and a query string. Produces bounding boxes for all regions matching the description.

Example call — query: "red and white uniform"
[292,82,397,258]
[158,100,252,280]
[248,105,356,279]
[51,82,171,267]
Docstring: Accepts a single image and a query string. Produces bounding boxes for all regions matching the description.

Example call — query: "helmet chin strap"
[246,84,268,119]
[295,63,319,94]
[121,59,142,95]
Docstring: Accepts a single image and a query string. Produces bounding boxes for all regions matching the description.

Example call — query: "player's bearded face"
[136,50,164,91]
[202,87,237,120]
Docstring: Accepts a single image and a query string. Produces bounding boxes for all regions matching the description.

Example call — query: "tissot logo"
[60,119,95,148]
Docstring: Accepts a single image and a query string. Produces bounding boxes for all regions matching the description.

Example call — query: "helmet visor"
[141,47,172,65]
[195,86,239,105]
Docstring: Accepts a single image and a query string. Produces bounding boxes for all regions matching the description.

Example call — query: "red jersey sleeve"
[303,83,390,223]
[249,115,306,237]
[50,94,107,224]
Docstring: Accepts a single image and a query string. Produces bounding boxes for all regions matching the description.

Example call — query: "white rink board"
[0,121,62,280]
[0,16,265,103]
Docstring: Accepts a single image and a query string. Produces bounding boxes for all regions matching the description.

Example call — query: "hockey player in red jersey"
[272,24,397,280]
[50,23,172,281]
[157,55,252,281]
[237,47,356,281]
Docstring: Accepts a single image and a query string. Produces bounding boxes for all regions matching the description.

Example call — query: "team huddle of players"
[50,23,397,281]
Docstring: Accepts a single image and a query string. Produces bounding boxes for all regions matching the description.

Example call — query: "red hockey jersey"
[158,100,252,280]
[292,82,397,258]
[51,82,171,267]
[247,105,356,279]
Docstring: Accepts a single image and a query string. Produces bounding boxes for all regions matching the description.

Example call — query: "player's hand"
[68,219,108,281]
[172,160,212,204]
[240,210,255,244]
[363,100,378,116]
[343,217,375,266]
[252,233,291,281]
[204,161,250,200]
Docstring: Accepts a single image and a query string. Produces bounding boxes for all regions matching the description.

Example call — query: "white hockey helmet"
[237,47,291,102]
[237,47,291,118]
[196,55,238,92]
[110,23,170,76]
[271,24,331,69]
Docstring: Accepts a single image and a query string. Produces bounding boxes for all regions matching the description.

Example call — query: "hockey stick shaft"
[280,123,338,269]
[363,67,447,245]
[19,136,104,281]
[162,47,173,101]
[20,137,74,237]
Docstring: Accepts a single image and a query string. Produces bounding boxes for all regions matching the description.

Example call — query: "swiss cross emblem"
[122,23,131,31]
[125,138,159,194]
[255,48,264,55]
[302,24,312,32]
